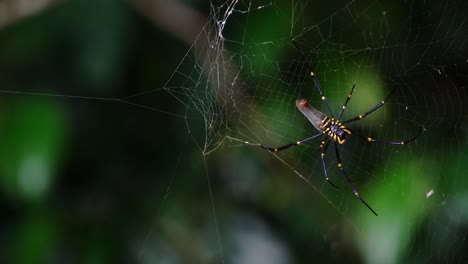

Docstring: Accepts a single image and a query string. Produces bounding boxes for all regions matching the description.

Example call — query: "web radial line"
[337,84,356,120]
[342,87,396,125]
[203,157,225,263]
[138,148,185,258]
[0,89,119,101]
[333,142,378,216]
[117,99,187,118]
[0,89,188,118]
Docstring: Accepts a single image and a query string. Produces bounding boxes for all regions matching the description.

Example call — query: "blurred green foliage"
[0,98,66,202]
[0,0,467,263]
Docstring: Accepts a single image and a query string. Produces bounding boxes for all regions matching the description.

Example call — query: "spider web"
[145,1,468,262]
[1,0,468,263]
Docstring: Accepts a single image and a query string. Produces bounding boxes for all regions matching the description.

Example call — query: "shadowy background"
[0,0,467,263]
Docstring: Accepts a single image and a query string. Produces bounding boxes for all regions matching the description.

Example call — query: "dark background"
[0,0,467,263]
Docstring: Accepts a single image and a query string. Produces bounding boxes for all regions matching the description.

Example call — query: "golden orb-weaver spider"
[261,72,422,216]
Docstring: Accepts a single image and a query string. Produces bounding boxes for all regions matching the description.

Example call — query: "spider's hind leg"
[333,142,378,216]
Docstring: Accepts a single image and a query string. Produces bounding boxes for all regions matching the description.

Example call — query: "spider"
[261,72,423,216]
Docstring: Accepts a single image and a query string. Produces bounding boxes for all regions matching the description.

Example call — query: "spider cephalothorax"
[322,117,351,144]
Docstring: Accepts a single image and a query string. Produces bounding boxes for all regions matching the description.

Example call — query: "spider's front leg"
[342,88,396,125]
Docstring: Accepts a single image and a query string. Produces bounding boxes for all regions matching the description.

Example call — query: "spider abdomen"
[323,118,351,144]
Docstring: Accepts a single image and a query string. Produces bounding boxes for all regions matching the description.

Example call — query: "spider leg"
[291,42,334,118]
[333,142,378,216]
[342,88,396,125]
[337,84,356,120]
[261,133,322,152]
[348,126,423,145]
[319,138,339,188]
[310,72,335,118]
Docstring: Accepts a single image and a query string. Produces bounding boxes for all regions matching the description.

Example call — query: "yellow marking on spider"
[381,101,385,104]
[322,96,326,101]
[401,141,404,145]
[359,115,363,119]
[274,148,278,152]
[367,137,373,142]
[296,141,301,145]
[321,152,325,157]
[338,163,342,168]
[342,105,346,109]
[310,72,315,77]
[337,138,345,144]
